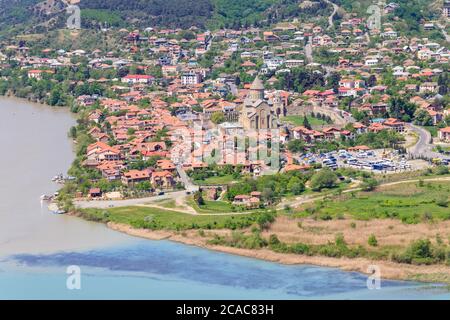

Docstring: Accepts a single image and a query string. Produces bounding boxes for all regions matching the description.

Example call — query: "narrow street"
[176,165,199,192]
[305,36,313,64]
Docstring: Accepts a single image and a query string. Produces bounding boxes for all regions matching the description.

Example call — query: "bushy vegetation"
[82,206,277,231]
[392,239,448,265]
[310,168,338,191]
[226,170,309,202]
[299,181,450,223]
[275,67,326,93]
[188,164,242,185]
[210,230,450,267]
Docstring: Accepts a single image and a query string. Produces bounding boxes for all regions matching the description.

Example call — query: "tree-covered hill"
[0,0,326,34]
[0,0,444,37]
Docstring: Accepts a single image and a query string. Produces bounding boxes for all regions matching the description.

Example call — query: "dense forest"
[0,0,443,35]
[79,0,214,28]
[0,0,331,33]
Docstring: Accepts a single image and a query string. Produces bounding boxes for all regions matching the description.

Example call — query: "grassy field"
[298,181,450,223]
[194,174,240,185]
[153,199,179,209]
[187,198,235,214]
[282,115,330,127]
[81,206,271,230]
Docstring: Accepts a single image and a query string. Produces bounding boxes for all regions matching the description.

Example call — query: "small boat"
[40,194,53,201]
[52,174,63,182]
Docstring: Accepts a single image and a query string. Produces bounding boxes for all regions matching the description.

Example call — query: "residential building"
[438,127,450,142]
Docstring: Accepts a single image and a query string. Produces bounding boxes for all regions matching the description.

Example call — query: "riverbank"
[103,221,450,284]
[70,176,450,285]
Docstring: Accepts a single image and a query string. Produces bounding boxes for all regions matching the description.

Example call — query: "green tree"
[287,176,305,195]
[287,139,306,153]
[310,168,337,191]
[413,109,433,126]
[194,191,205,206]
[368,234,378,247]
[302,115,312,129]
[211,111,225,124]
[361,178,378,191]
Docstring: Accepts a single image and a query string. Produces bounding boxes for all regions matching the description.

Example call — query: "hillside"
[0,0,330,35]
[0,0,445,37]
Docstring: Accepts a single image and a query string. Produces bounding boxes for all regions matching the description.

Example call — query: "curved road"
[324,0,339,30]
[407,124,443,160]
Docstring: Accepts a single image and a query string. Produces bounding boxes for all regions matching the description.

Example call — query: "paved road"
[407,124,443,160]
[324,0,339,30]
[176,165,199,192]
[76,166,198,210]
[75,190,188,209]
[229,83,238,96]
[305,36,313,64]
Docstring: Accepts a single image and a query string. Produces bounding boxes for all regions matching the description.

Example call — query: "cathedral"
[239,76,284,130]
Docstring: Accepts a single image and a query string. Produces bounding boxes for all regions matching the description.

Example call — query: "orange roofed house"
[86,142,121,163]
[438,127,450,142]
[232,195,261,208]
[121,169,152,186]
[151,171,175,189]
[383,118,405,133]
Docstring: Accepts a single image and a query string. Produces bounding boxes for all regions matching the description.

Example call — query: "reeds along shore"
[104,221,450,285]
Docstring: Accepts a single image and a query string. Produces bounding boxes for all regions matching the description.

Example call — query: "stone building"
[239,76,281,130]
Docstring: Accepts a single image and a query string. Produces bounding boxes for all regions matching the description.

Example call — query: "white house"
[121,74,154,85]
[365,58,379,66]
[181,71,203,85]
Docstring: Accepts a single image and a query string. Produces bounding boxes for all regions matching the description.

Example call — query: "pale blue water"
[1,240,449,300]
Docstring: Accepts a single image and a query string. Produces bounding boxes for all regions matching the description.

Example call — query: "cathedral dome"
[247,76,265,101]
[250,76,264,91]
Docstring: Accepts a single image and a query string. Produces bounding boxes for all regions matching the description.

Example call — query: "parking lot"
[297,148,429,174]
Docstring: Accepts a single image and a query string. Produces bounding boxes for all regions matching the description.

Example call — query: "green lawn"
[187,198,234,214]
[81,206,269,230]
[282,115,330,127]
[299,182,450,223]
[194,174,240,185]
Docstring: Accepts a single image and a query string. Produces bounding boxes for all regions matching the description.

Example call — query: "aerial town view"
[0,0,450,307]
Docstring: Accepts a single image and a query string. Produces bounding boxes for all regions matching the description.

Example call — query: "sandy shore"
[107,221,450,284]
